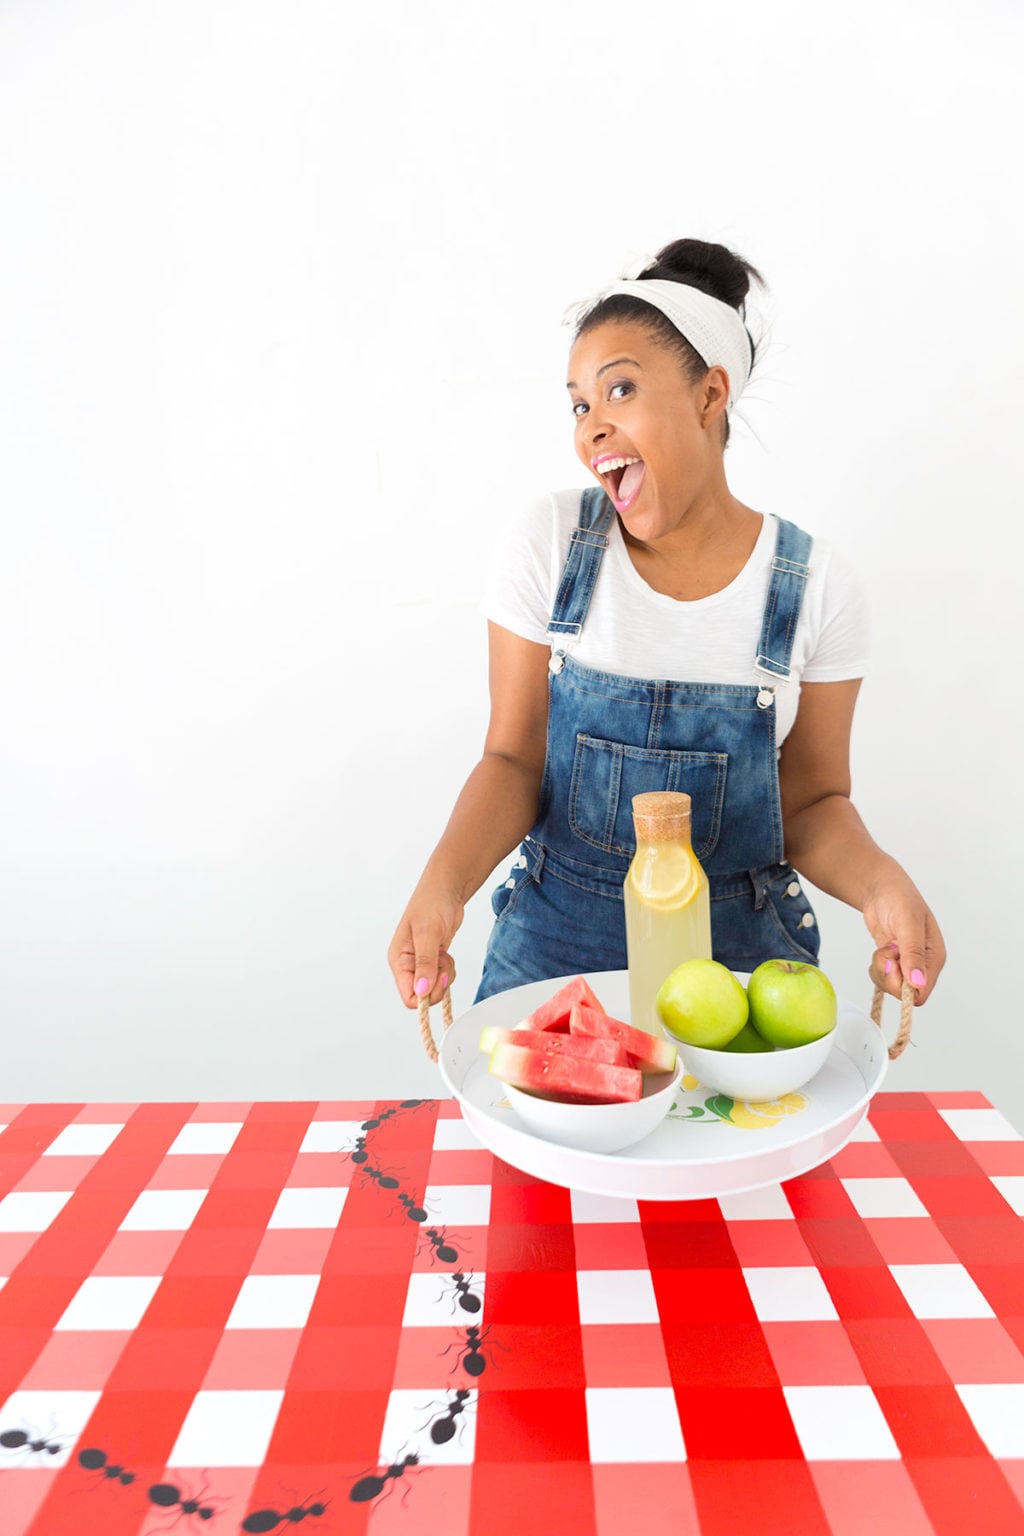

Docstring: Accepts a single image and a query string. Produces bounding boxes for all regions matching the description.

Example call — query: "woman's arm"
[387,623,551,1009]
[778,679,946,1004]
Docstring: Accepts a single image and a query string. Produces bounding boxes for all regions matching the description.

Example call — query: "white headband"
[563,255,754,410]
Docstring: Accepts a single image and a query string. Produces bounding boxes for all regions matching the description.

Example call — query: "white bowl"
[678,1028,836,1102]
[503,1060,683,1153]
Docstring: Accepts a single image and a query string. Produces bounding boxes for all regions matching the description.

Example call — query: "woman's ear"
[700,366,731,433]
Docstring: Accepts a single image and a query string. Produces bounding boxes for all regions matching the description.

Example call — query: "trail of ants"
[241,1491,329,1531]
[348,1451,419,1505]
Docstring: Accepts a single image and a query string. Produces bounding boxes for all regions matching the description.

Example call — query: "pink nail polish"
[441,973,449,990]
[885,959,893,975]
[910,968,925,987]
[414,977,430,996]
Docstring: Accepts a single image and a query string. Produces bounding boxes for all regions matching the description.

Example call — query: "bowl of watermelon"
[480,976,683,1153]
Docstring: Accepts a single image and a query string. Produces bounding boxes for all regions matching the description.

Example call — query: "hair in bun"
[575,238,766,448]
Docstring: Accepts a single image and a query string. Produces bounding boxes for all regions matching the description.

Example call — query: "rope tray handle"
[418,984,455,1063]
[870,977,915,1059]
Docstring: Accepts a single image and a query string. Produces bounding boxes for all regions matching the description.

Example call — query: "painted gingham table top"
[1,1093,1023,1536]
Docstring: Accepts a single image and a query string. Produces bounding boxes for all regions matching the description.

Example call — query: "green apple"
[655,959,749,1048]
[747,959,837,1048]
[724,1020,775,1053]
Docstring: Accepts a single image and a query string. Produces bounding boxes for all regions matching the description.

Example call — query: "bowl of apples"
[655,958,839,1103]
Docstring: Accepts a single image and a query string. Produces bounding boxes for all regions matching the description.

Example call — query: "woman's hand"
[863,867,946,1006]
[388,883,464,1010]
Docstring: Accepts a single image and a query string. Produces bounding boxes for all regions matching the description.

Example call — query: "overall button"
[549,652,565,675]
[799,912,815,928]
[756,688,775,709]
[787,881,801,897]
[504,878,517,890]
[515,856,528,869]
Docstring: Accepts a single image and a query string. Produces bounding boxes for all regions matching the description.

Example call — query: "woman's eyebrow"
[566,357,642,389]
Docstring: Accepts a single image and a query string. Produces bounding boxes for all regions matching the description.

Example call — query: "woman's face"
[567,318,727,542]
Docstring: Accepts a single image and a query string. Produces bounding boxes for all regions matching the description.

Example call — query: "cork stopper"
[631,791,694,844]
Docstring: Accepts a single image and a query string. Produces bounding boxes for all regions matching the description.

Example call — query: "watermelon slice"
[570,1002,678,1075]
[525,975,608,1034]
[488,1042,642,1104]
[478,1024,629,1066]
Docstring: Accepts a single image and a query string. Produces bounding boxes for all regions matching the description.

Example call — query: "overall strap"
[755,517,813,680]
[546,487,616,638]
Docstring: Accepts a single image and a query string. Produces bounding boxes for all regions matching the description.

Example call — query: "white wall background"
[2,1,1021,1125]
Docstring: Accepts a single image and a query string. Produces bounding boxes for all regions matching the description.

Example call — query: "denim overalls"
[475,488,822,1003]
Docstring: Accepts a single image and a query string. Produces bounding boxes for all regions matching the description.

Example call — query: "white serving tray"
[438,970,887,1200]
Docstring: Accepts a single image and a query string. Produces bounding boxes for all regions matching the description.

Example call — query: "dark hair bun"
[643,239,766,313]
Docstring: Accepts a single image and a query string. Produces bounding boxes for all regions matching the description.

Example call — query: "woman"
[388,238,945,1018]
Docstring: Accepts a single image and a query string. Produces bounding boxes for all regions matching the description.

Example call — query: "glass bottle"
[624,791,712,1037]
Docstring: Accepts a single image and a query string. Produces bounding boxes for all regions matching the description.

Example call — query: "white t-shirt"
[479,490,870,745]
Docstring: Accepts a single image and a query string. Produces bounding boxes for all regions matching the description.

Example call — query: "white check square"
[433,1118,485,1150]
[937,1108,1021,1142]
[225,1275,320,1330]
[44,1124,125,1157]
[990,1176,1024,1216]
[577,1269,658,1325]
[586,1388,686,1463]
[422,1185,491,1227]
[403,1271,485,1327]
[784,1385,900,1460]
[55,1276,162,1331]
[378,1388,477,1466]
[0,1190,74,1232]
[570,1190,641,1224]
[166,1122,242,1155]
[840,1177,929,1218]
[167,1390,283,1467]
[889,1263,994,1319]
[119,1189,209,1231]
[0,1390,103,1468]
[718,1184,794,1220]
[266,1187,348,1228]
[299,1120,367,1154]
[955,1384,1024,1457]
[743,1267,838,1322]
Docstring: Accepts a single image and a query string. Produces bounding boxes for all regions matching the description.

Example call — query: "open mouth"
[593,455,646,511]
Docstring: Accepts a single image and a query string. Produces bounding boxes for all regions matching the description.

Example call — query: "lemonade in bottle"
[624,791,712,1037]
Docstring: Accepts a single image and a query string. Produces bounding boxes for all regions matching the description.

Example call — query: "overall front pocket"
[568,734,727,860]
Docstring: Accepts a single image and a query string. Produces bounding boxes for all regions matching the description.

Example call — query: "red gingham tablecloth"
[1,1092,1023,1535]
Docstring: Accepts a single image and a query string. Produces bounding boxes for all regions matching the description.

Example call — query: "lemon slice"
[628,844,701,911]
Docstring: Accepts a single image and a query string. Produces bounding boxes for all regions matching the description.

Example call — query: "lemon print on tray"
[670,1073,810,1130]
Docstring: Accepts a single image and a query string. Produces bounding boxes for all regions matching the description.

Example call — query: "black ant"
[361,1163,400,1191]
[399,1098,427,1109]
[349,1135,369,1165]
[241,1494,329,1532]
[77,1446,136,1484]
[444,1272,481,1314]
[361,1107,397,1131]
[397,1191,429,1223]
[421,1389,471,1445]
[423,1226,458,1263]
[444,1324,503,1378]
[349,1452,419,1504]
[147,1478,217,1521]
[2,1427,62,1458]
